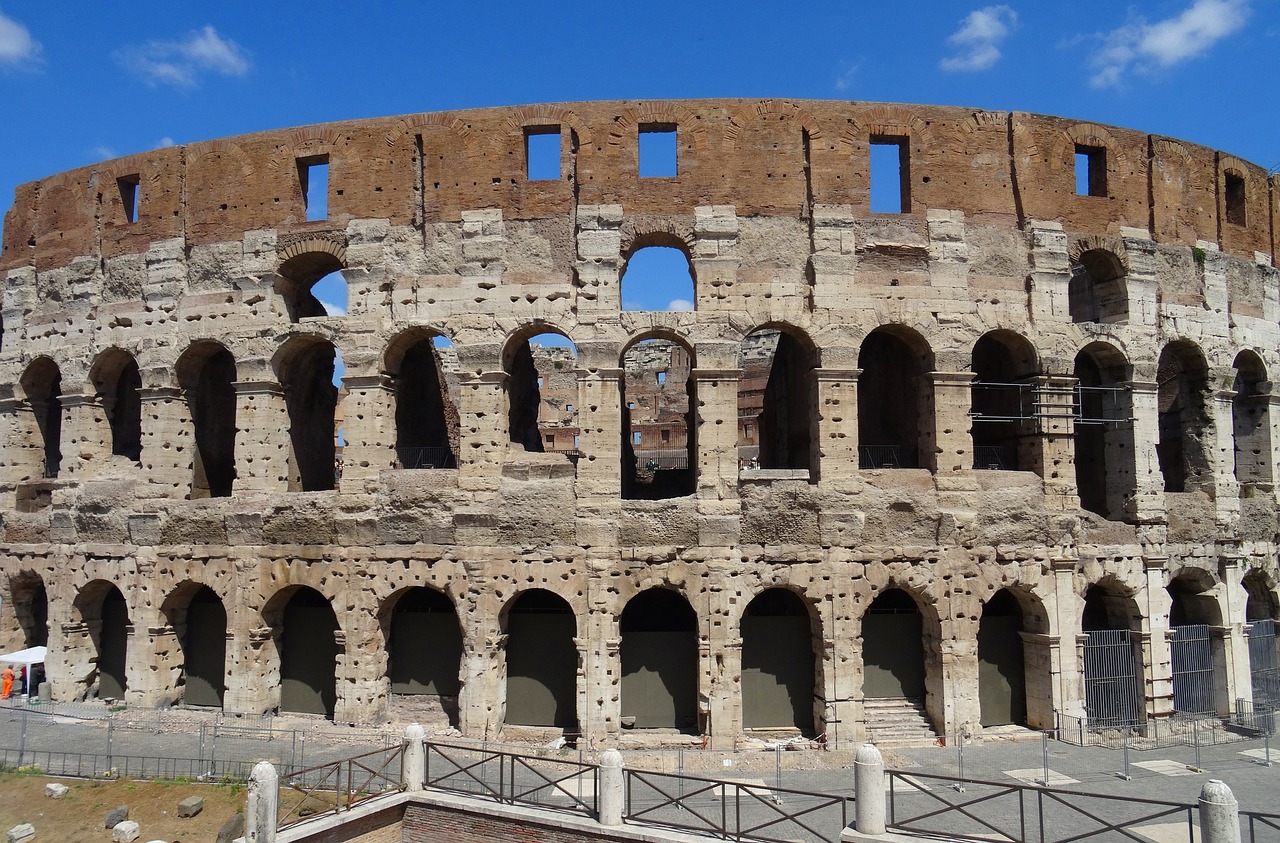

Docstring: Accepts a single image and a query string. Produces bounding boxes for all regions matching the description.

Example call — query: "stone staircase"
[863,697,938,744]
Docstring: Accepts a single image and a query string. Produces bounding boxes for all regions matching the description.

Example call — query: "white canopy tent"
[0,645,46,699]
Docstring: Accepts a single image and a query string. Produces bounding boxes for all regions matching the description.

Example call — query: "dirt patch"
[0,773,244,842]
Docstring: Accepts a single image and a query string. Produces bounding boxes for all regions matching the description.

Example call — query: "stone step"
[863,697,937,744]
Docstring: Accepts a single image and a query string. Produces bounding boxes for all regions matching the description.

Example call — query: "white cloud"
[940,6,1017,72]
[320,300,347,317]
[1089,0,1249,88]
[91,145,119,161]
[155,137,176,149]
[0,10,40,68]
[667,299,695,312]
[117,25,249,87]
[833,60,860,92]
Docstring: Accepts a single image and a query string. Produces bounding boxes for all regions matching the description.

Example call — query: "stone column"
[1128,380,1166,525]
[59,393,111,479]
[1051,557,1085,720]
[1210,381,1241,531]
[456,371,505,494]
[576,367,623,548]
[929,371,976,484]
[338,373,397,494]
[139,386,193,499]
[1034,375,1080,509]
[232,380,289,494]
[815,368,860,479]
[704,579,737,750]
[1142,555,1175,720]
[1020,631,1059,730]
[1219,552,1253,707]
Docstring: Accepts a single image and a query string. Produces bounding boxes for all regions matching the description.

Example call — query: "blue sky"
[0,0,1274,317]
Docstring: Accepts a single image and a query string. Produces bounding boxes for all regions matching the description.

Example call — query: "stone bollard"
[854,742,886,836]
[403,723,426,792]
[246,760,279,843]
[1198,779,1241,843]
[598,748,625,827]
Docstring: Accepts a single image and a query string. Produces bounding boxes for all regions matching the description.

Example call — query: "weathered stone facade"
[0,99,1278,748]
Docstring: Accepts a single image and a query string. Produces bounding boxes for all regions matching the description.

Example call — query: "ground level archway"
[504,590,577,729]
[741,588,815,732]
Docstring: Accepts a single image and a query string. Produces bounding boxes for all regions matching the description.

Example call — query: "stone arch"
[978,588,1031,728]
[385,328,459,469]
[500,105,595,148]
[275,238,348,322]
[858,325,935,470]
[1157,340,1213,494]
[1081,579,1145,725]
[738,323,818,475]
[1167,568,1226,715]
[175,340,237,498]
[18,356,62,480]
[621,332,696,499]
[87,347,142,463]
[9,571,48,649]
[1075,340,1136,520]
[724,99,824,147]
[1069,239,1129,324]
[1243,568,1280,710]
[500,588,578,731]
[274,334,340,492]
[379,586,463,728]
[860,583,943,734]
[72,580,130,701]
[1232,350,1271,488]
[502,325,577,455]
[160,581,227,708]
[607,102,710,156]
[740,586,819,733]
[262,585,340,719]
[619,587,699,732]
[970,330,1041,472]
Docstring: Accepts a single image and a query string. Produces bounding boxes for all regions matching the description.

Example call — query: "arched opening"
[1069,249,1128,324]
[177,342,237,498]
[970,332,1039,471]
[9,573,48,649]
[620,244,695,312]
[277,337,339,491]
[622,337,695,498]
[388,333,459,469]
[275,587,339,718]
[1167,574,1224,716]
[1157,342,1212,494]
[863,589,925,698]
[75,582,130,701]
[385,587,462,728]
[505,330,579,457]
[163,585,227,708]
[737,328,817,475]
[1073,343,1134,520]
[90,350,142,462]
[858,328,934,470]
[1081,583,1144,726]
[619,589,698,732]
[20,358,62,479]
[741,588,815,732]
[978,590,1028,727]
[277,252,347,322]
[1244,571,1279,710]
[1232,351,1271,489]
[503,589,577,729]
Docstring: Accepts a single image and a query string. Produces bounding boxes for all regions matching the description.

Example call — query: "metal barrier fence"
[280,744,404,827]
[1056,707,1276,752]
[624,768,850,843]
[422,741,598,817]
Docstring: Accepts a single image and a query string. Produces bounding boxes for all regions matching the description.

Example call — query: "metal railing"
[887,768,1197,843]
[859,444,915,469]
[279,744,404,828]
[624,767,849,842]
[1057,709,1275,752]
[423,741,598,817]
[395,445,457,469]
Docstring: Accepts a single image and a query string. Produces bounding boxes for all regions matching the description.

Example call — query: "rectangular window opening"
[525,127,561,181]
[870,136,909,213]
[657,371,667,384]
[633,431,642,445]
[639,124,677,178]
[1075,145,1107,197]
[117,175,140,224]
[565,404,573,413]
[298,155,330,221]
[661,429,670,443]
[1225,172,1247,226]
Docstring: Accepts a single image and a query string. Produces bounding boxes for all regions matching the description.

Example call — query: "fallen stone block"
[6,824,34,843]
[104,805,129,828]
[177,794,203,817]
[111,820,140,843]
[44,782,68,798]
[215,813,244,843]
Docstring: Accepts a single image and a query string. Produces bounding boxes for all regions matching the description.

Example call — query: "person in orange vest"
[1,665,13,700]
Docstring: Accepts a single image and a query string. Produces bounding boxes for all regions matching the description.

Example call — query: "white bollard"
[246,760,279,843]
[403,723,426,792]
[1198,779,1241,843]
[598,748,625,827]
[855,742,886,836]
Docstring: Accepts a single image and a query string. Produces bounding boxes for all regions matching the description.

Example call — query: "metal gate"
[1248,619,1279,709]
[1083,629,1143,726]
[1169,624,1215,715]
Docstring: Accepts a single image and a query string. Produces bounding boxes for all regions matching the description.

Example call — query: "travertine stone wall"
[0,100,1277,749]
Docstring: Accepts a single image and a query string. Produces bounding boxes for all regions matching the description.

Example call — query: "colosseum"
[0,98,1277,749]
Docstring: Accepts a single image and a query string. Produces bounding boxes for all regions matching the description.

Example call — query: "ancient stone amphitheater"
[1,98,1277,748]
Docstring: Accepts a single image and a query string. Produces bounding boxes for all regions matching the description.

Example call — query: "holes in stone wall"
[1232,350,1270,487]
[277,251,346,322]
